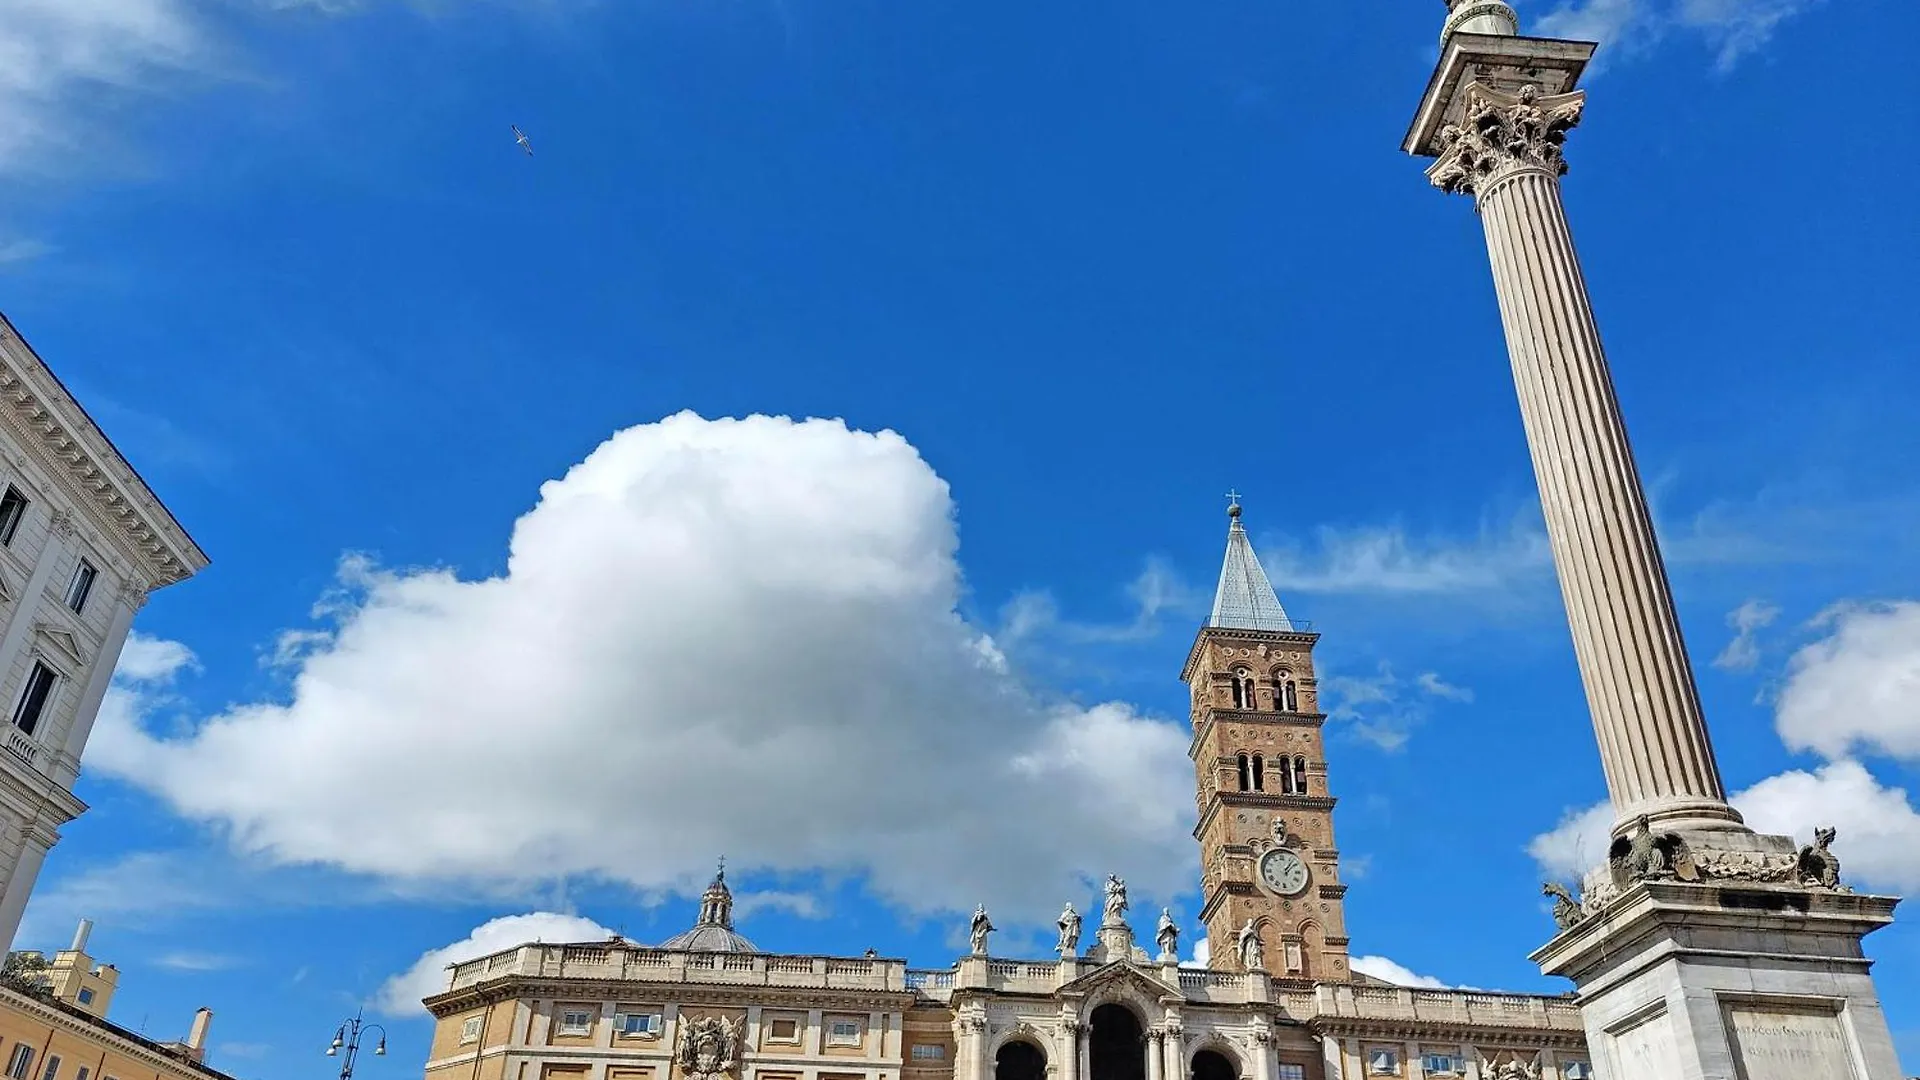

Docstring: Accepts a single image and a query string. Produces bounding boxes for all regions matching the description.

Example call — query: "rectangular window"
[66,559,97,614]
[909,1046,946,1062]
[74,1069,88,1080]
[558,1009,595,1036]
[39,1056,59,1080]
[0,487,26,547]
[77,988,95,1005]
[1421,1055,1459,1076]
[1562,1066,1592,1080]
[11,661,58,736]
[1275,1067,1306,1080]
[827,1020,862,1046]
[7,1045,35,1080]
[460,1016,484,1044]
[765,1018,800,1042]
[1366,1048,1399,1075]
[617,1013,661,1038]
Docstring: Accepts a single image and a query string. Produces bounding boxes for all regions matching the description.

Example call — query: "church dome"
[660,864,760,954]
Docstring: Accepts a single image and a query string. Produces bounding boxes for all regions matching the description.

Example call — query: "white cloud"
[1186,934,1210,970]
[733,891,823,920]
[1774,601,1920,761]
[1526,801,1615,883]
[17,851,226,946]
[1322,664,1474,752]
[1350,955,1450,989]
[377,912,618,1015]
[0,239,55,265]
[997,559,1201,647]
[90,413,1196,925]
[154,950,242,971]
[1733,761,1920,895]
[0,0,208,176]
[1261,517,1551,597]
[114,631,199,682]
[1534,0,1825,71]
[1712,598,1779,671]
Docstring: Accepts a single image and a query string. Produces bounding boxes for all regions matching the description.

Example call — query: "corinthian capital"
[1428,83,1585,197]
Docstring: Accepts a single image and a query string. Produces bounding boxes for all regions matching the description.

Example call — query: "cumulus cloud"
[90,413,1195,925]
[1534,0,1825,71]
[1775,602,1920,760]
[1186,935,1210,970]
[1712,599,1779,671]
[1350,955,1450,989]
[1526,801,1615,883]
[1262,517,1552,597]
[377,912,618,1015]
[1734,761,1920,894]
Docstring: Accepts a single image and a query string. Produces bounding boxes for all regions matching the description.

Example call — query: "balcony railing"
[4,727,39,768]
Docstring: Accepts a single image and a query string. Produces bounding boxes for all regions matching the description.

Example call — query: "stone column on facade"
[1161,1018,1183,1080]
[1057,1019,1081,1080]
[1407,16,1738,840]
[53,580,145,784]
[1145,1030,1165,1080]
[0,822,51,948]
[958,1007,990,1080]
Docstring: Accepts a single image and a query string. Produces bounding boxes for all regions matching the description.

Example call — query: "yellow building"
[0,921,229,1080]
[422,508,1594,1080]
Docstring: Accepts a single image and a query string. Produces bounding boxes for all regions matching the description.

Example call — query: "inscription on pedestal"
[1725,1003,1857,1080]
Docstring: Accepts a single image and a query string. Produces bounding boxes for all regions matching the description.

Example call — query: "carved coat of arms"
[677,1016,740,1080]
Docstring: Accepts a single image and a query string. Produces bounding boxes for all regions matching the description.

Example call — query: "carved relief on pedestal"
[1477,1053,1541,1080]
[1427,83,1585,197]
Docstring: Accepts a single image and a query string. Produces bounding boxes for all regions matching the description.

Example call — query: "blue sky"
[3,0,1919,1075]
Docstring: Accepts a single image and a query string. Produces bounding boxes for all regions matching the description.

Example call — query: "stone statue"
[677,1016,740,1080]
[1235,919,1265,972]
[1542,882,1585,931]
[1479,1055,1541,1080]
[1102,875,1129,926]
[1056,903,1083,956]
[1798,825,1844,889]
[1270,817,1288,845]
[1155,907,1178,961]
[969,905,994,956]
[1609,814,1683,884]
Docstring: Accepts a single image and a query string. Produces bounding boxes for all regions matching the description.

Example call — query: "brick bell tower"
[1183,497,1352,984]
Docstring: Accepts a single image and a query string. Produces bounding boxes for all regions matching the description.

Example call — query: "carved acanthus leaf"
[1428,83,1585,197]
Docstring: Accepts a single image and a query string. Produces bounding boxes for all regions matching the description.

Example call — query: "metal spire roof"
[1209,496,1295,632]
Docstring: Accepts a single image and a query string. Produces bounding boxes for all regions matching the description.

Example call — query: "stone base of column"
[1531,880,1903,1079]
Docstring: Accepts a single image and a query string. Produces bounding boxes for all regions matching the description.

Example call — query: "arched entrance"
[1192,1050,1238,1080]
[995,1041,1047,1080]
[1088,1004,1145,1080]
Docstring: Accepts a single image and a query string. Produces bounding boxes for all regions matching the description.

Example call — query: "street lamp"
[325,1009,387,1080]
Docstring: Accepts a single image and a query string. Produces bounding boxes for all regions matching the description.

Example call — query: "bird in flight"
[512,125,534,156]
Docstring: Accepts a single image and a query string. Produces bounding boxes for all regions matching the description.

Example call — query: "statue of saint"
[1155,907,1179,961]
[1102,875,1129,926]
[1056,903,1083,956]
[1236,919,1265,972]
[969,905,995,956]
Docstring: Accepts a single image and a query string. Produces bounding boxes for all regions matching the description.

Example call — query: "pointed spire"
[1210,495,1294,632]
[697,859,735,929]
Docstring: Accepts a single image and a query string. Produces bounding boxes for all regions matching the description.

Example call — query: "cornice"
[0,316,208,589]
[1193,794,1338,841]
[1189,711,1328,760]
[1180,628,1320,683]
[426,974,915,1018]
[1305,1014,1587,1049]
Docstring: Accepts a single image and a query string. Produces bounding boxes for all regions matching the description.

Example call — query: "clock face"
[1259,849,1310,897]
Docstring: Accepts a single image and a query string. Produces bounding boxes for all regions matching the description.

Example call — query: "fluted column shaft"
[1436,83,1741,833]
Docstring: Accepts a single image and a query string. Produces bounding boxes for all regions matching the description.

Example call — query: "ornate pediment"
[33,623,87,668]
[1057,961,1181,1006]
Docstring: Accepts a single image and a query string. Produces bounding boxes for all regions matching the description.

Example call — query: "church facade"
[422,507,1592,1080]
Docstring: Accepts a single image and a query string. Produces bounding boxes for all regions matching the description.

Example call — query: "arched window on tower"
[1251,755,1265,792]
[1282,680,1299,712]
[1230,673,1249,710]
[1278,760,1296,795]
[1237,754,1252,792]
[1292,756,1308,795]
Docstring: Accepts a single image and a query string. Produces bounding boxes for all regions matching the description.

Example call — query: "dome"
[660,863,760,954]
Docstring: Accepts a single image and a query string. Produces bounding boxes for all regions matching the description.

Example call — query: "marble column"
[1416,65,1739,837]
[1145,1030,1165,1080]
[1057,1020,1082,1080]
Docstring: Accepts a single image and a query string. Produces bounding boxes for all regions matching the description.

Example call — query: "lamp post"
[325,1009,388,1080]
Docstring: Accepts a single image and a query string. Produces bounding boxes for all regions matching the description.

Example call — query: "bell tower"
[1183,498,1351,983]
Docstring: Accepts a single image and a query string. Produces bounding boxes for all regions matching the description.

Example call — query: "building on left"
[0,314,209,948]
[1,918,234,1080]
